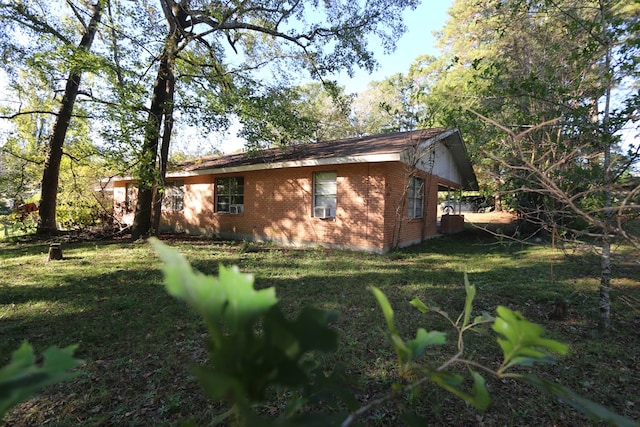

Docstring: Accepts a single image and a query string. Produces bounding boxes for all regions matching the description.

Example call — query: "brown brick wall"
[113,161,442,252]
[377,163,440,249]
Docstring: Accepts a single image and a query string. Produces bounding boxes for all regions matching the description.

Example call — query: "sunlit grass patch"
[1,299,87,318]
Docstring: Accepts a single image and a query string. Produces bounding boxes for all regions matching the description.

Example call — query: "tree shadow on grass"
[1,267,171,355]
[1,265,220,426]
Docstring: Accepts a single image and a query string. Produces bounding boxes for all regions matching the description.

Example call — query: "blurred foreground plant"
[151,239,635,427]
[0,342,82,421]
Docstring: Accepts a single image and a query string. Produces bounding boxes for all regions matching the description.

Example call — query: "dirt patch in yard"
[463,210,518,224]
[439,210,520,236]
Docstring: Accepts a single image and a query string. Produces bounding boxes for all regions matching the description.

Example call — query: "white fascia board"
[415,128,457,155]
[111,175,134,182]
[164,152,402,178]
[398,129,458,166]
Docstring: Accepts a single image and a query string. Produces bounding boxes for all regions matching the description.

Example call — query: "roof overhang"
[402,128,478,191]
[165,152,402,178]
[112,129,478,191]
[442,130,479,191]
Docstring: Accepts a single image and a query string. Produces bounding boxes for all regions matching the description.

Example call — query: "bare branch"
[1,2,72,44]
[0,147,44,165]
[0,110,59,119]
[64,0,89,31]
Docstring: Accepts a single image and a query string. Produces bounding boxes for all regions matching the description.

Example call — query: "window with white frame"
[161,181,184,211]
[313,171,337,217]
[215,177,244,213]
[408,176,424,219]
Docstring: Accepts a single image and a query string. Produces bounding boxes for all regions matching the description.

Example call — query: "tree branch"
[1,2,72,44]
[0,110,59,119]
[0,147,44,165]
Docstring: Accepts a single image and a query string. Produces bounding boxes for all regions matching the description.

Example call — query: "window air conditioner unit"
[229,204,243,214]
[314,206,332,218]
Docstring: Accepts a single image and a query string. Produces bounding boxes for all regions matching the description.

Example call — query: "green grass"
[1,231,639,426]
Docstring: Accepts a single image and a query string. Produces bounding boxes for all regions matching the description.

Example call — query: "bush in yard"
[56,196,111,230]
[151,238,636,426]
[1,212,38,236]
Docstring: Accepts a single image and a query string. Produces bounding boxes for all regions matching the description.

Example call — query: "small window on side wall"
[161,181,184,211]
[216,177,244,213]
[313,171,337,218]
[408,177,424,219]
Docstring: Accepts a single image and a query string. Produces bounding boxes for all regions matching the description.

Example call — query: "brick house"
[113,128,478,253]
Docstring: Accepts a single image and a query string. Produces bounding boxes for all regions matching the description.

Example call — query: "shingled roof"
[181,128,448,171]
[169,128,478,190]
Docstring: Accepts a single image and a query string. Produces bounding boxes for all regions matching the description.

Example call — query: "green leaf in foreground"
[372,287,446,370]
[370,286,397,334]
[493,306,568,371]
[409,297,429,314]
[426,369,490,411]
[151,238,346,417]
[150,237,277,331]
[406,328,446,359]
[0,342,82,419]
[462,272,475,328]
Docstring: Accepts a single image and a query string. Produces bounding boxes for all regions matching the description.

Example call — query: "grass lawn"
[1,229,639,426]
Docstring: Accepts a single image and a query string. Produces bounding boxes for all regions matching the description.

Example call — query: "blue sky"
[336,0,452,94]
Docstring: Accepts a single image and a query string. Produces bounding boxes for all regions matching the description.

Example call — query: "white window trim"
[408,176,424,219]
[313,171,337,218]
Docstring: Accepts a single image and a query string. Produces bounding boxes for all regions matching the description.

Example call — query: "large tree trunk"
[36,2,102,235]
[130,63,169,240]
[151,69,175,234]
[130,2,182,240]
